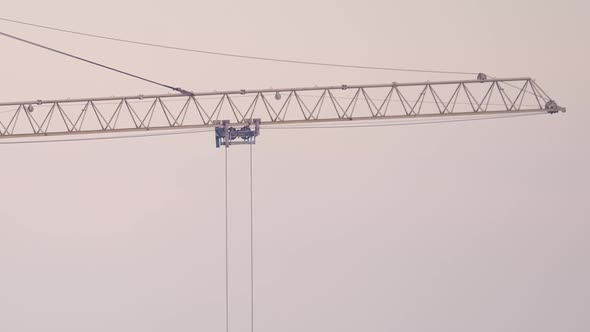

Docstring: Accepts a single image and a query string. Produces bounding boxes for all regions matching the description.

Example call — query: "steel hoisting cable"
[0,17,477,76]
[249,144,254,332]
[0,30,191,95]
[224,146,230,332]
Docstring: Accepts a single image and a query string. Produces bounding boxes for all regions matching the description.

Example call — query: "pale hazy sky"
[0,1,588,331]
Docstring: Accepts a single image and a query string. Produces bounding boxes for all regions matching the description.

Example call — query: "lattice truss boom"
[0,77,565,138]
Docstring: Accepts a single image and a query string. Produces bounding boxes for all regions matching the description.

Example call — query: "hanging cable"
[0,30,192,95]
[224,146,230,332]
[0,17,477,76]
[249,144,254,332]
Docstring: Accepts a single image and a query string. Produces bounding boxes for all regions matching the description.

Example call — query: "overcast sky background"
[0,1,588,331]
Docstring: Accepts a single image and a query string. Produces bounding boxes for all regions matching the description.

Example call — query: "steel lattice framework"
[0,77,565,139]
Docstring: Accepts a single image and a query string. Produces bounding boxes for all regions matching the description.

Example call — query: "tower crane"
[0,23,567,332]
[0,74,566,332]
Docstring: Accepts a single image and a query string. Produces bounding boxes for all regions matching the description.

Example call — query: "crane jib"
[0,77,565,145]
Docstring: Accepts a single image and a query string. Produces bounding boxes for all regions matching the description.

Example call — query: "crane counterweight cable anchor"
[215,119,261,148]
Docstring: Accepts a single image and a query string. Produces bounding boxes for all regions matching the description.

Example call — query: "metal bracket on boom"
[214,119,261,148]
